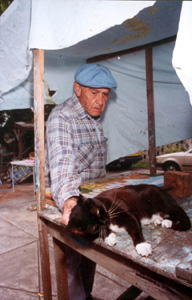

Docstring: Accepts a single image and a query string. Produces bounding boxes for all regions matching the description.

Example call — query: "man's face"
[74,82,110,117]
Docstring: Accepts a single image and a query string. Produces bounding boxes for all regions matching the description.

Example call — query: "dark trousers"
[64,245,96,300]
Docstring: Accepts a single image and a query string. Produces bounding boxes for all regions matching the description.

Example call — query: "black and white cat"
[66,184,191,257]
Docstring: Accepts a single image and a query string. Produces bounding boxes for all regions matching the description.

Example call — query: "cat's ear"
[78,194,88,204]
[78,194,92,206]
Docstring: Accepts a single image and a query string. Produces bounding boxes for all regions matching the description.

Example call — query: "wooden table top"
[41,172,192,292]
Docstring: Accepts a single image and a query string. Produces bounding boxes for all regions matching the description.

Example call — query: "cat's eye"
[96,208,100,216]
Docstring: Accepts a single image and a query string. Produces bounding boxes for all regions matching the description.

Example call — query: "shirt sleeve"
[46,112,81,211]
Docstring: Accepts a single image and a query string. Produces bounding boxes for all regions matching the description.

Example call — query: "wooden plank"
[116,285,142,300]
[53,238,69,300]
[176,259,192,283]
[145,47,156,175]
[33,48,46,211]
[34,49,52,300]
[38,220,52,300]
[87,36,176,63]
[145,229,192,281]
[39,195,192,299]
[164,171,192,198]
[39,202,192,285]
[42,218,192,300]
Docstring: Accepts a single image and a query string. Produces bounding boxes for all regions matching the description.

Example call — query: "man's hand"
[61,197,78,226]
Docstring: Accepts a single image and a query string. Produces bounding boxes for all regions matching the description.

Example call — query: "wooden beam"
[34,49,52,300]
[87,36,176,63]
[38,221,52,300]
[116,285,142,300]
[43,219,192,300]
[53,238,69,300]
[33,49,46,211]
[145,47,156,175]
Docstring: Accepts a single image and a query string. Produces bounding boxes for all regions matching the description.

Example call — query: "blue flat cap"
[74,63,117,89]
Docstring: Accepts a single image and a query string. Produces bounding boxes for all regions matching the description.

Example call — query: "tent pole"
[145,47,156,175]
[34,49,52,300]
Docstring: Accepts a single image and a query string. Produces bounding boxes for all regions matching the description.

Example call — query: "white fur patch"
[109,224,127,234]
[154,216,163,226]
[141,213,162,226]
[162,219,172,228]
[136,242,152,257]
[104,233,117,246]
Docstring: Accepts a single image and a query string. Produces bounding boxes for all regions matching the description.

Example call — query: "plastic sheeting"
[0,0,155,104]
[29,0,155,50]
[172,1,192,105]
[100,42,192,162]
[0,0,32,102]
[0,0,181,107]
[0,0,192,163]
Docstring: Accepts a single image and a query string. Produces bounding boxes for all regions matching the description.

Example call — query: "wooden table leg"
[116,285,142,300]
[39,220,52,300]
[53,237,69,300]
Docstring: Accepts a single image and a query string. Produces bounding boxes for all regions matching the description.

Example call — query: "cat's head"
[66,194,110,240]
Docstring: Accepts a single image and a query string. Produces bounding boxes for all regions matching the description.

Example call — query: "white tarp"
[29,0,155,50]
[0,0,192,163]
[0,0,155,103]
[172,1,192,105]
[100,42,192,162]
[0,0,32,102]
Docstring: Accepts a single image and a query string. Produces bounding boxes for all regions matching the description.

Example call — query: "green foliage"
[0,0,13,16]
[164,144,189,154]
[132,161,150,169]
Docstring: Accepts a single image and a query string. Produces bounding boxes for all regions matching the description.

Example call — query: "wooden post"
[53,238,69,300]
[33,49,46,211]
[33,49,52,300]
[145,47,156,175]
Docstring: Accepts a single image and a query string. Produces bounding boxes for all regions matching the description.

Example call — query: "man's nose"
[96,94,104,106]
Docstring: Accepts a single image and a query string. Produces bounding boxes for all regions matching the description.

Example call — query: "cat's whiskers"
[102,203,107,213]
[108,199,122,214]
[108,197,130,219]
[99,227,107,241]
[108,189,118,212]
[109,210,129,219]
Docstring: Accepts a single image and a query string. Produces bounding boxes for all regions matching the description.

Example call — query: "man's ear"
[74,81,82,98]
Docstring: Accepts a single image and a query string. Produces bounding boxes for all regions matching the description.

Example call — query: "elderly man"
[45,63,117,300]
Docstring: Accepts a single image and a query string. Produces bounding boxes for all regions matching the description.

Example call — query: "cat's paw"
[162,219,172,228]
[154,216,163,226]
[136,242,152,257]
[104,233,117,246]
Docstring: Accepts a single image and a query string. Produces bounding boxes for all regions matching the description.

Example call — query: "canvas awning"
[0,0,192,164]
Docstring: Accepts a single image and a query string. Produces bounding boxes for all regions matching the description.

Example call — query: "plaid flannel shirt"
[45,94,107,211]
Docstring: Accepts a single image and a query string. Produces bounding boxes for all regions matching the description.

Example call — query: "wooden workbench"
[39,173,192,300]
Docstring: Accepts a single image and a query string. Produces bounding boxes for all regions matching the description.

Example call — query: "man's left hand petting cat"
[61,197,78,226]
